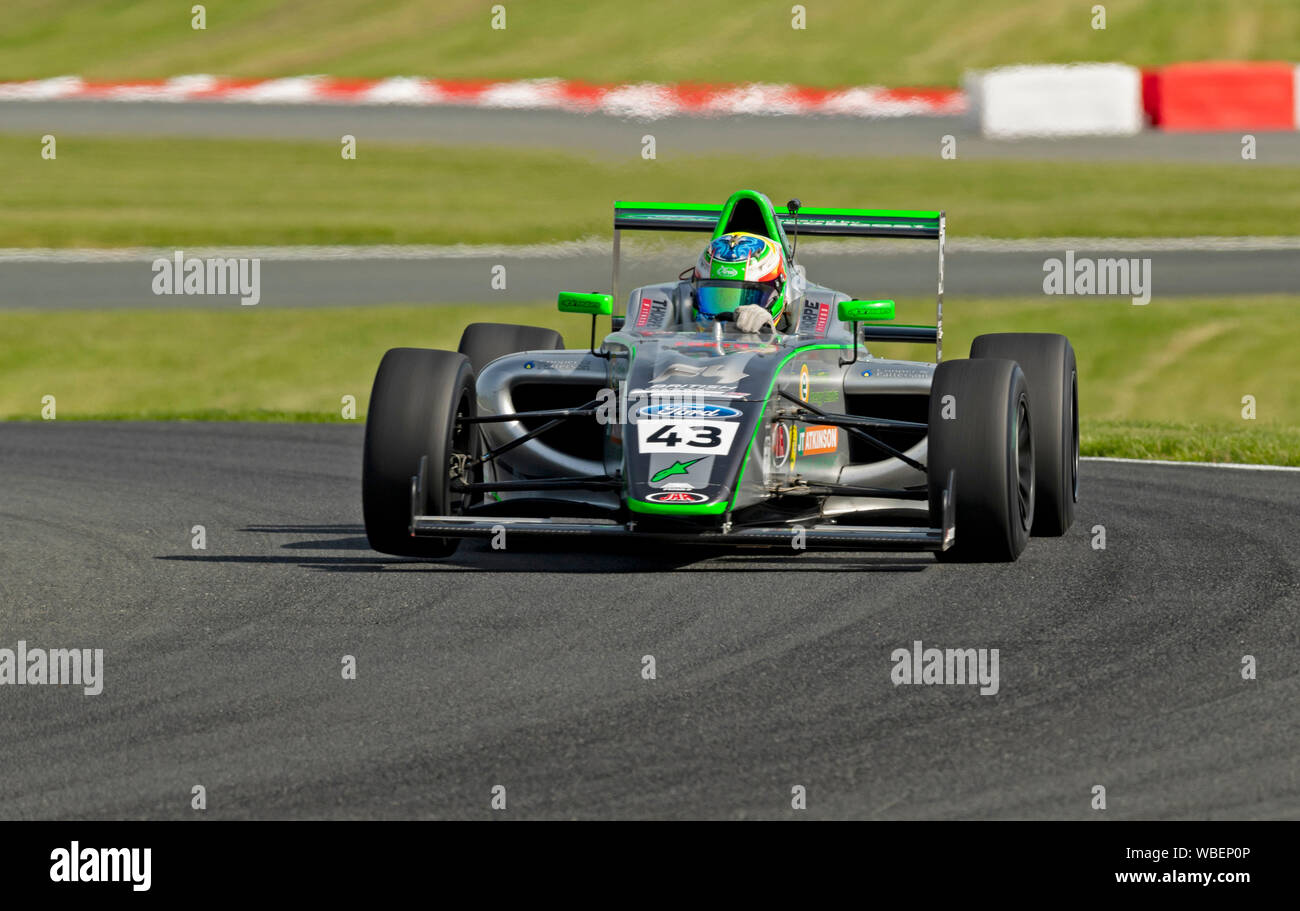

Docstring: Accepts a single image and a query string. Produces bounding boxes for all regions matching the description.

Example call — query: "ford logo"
[638,403,742,419]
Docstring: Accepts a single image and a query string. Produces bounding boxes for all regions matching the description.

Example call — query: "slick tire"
[928,358,1035,562]
[362,348,476,558]
[970,333,1078,536]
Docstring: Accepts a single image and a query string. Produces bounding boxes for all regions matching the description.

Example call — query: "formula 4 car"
[362,189,1078,562]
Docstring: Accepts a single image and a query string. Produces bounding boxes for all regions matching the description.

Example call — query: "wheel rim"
[448,387,476,514]
[1015,393,1034,529]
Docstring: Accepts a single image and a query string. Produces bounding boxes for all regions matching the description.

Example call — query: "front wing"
[409,471,957,553]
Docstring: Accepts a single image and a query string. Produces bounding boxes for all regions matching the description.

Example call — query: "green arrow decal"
[651,457,704,483]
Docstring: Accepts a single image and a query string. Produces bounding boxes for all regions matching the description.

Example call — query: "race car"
[362,189,1078,562]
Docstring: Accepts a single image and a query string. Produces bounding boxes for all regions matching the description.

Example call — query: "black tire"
[457,323,564,375]
[928,358,1035,562]
[970,333,1078,536]
[362,348,476,558]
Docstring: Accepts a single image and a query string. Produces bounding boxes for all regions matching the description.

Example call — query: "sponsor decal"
[797,300,831,336]
[639,403,741,419]
[650,362,748,385]
[522,359,581,372]
[646,491,709,504]
[651,457,705,483]
[797,424,839,456]
[635,296,669,328]
[630,383,749,400]
[814,303,830,334]
[799,363,811,402]
[772,423,789,467]
[861,365,932,380]
[637,420,740,454]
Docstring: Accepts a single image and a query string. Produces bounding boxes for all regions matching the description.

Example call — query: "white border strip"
[1083,456,1300,472]
[947,236,1300,253]
[5,236,1300,264]
[0,240,613,263]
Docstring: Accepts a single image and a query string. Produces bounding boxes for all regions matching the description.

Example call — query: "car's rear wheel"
[928,358,1034,562]
[458,323,565,375]
[970,332,1078,535]
[362,348,476,557]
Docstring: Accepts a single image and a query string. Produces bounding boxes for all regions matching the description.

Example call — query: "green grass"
[1080,420,1298,464]
[1,0,1297,86]
[0,304,599,419]
[1,296,1295,464]
[5,134,1300,248]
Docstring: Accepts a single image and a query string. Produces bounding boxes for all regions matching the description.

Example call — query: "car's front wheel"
[927,357,1035,562]
[362,348,476,557]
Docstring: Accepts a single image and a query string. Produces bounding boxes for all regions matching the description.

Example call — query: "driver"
[691,232,791,333]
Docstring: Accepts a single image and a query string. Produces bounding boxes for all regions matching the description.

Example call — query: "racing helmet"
[692,232,788,325]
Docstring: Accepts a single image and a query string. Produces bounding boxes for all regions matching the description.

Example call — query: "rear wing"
[615,202,942,239]
[610,201,947,359]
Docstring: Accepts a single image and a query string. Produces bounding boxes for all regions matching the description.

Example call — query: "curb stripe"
[0,75,965,119]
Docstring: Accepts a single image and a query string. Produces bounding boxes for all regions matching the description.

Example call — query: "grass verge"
[2,0,1297,88]
[1,297,1295,465]
[4,134,1300,247]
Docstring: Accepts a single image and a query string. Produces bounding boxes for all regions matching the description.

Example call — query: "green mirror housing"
[838,299,895,322]
[558,291,613,316]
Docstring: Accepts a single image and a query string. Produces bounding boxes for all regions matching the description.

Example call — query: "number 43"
[645,424,722,448]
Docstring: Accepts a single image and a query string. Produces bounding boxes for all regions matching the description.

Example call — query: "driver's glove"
[735,305,775,334]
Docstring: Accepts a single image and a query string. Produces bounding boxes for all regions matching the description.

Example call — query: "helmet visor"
[694,281,779,318]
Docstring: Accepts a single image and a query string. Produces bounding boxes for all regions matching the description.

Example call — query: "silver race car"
[362,189,1078,562]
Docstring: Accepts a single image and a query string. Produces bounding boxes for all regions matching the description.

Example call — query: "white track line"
[1083,456,1300,472]
[0,241,612,263]
[4,236,1300,264]
[947,236,1300,253]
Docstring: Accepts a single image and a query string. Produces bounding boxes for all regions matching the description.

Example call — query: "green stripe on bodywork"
[628,498,729,516]
[727,343,850,511]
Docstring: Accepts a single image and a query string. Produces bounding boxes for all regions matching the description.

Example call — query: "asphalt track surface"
[1,422,1296,819]
[5,247,1298,309]
[6,100,1300,164]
